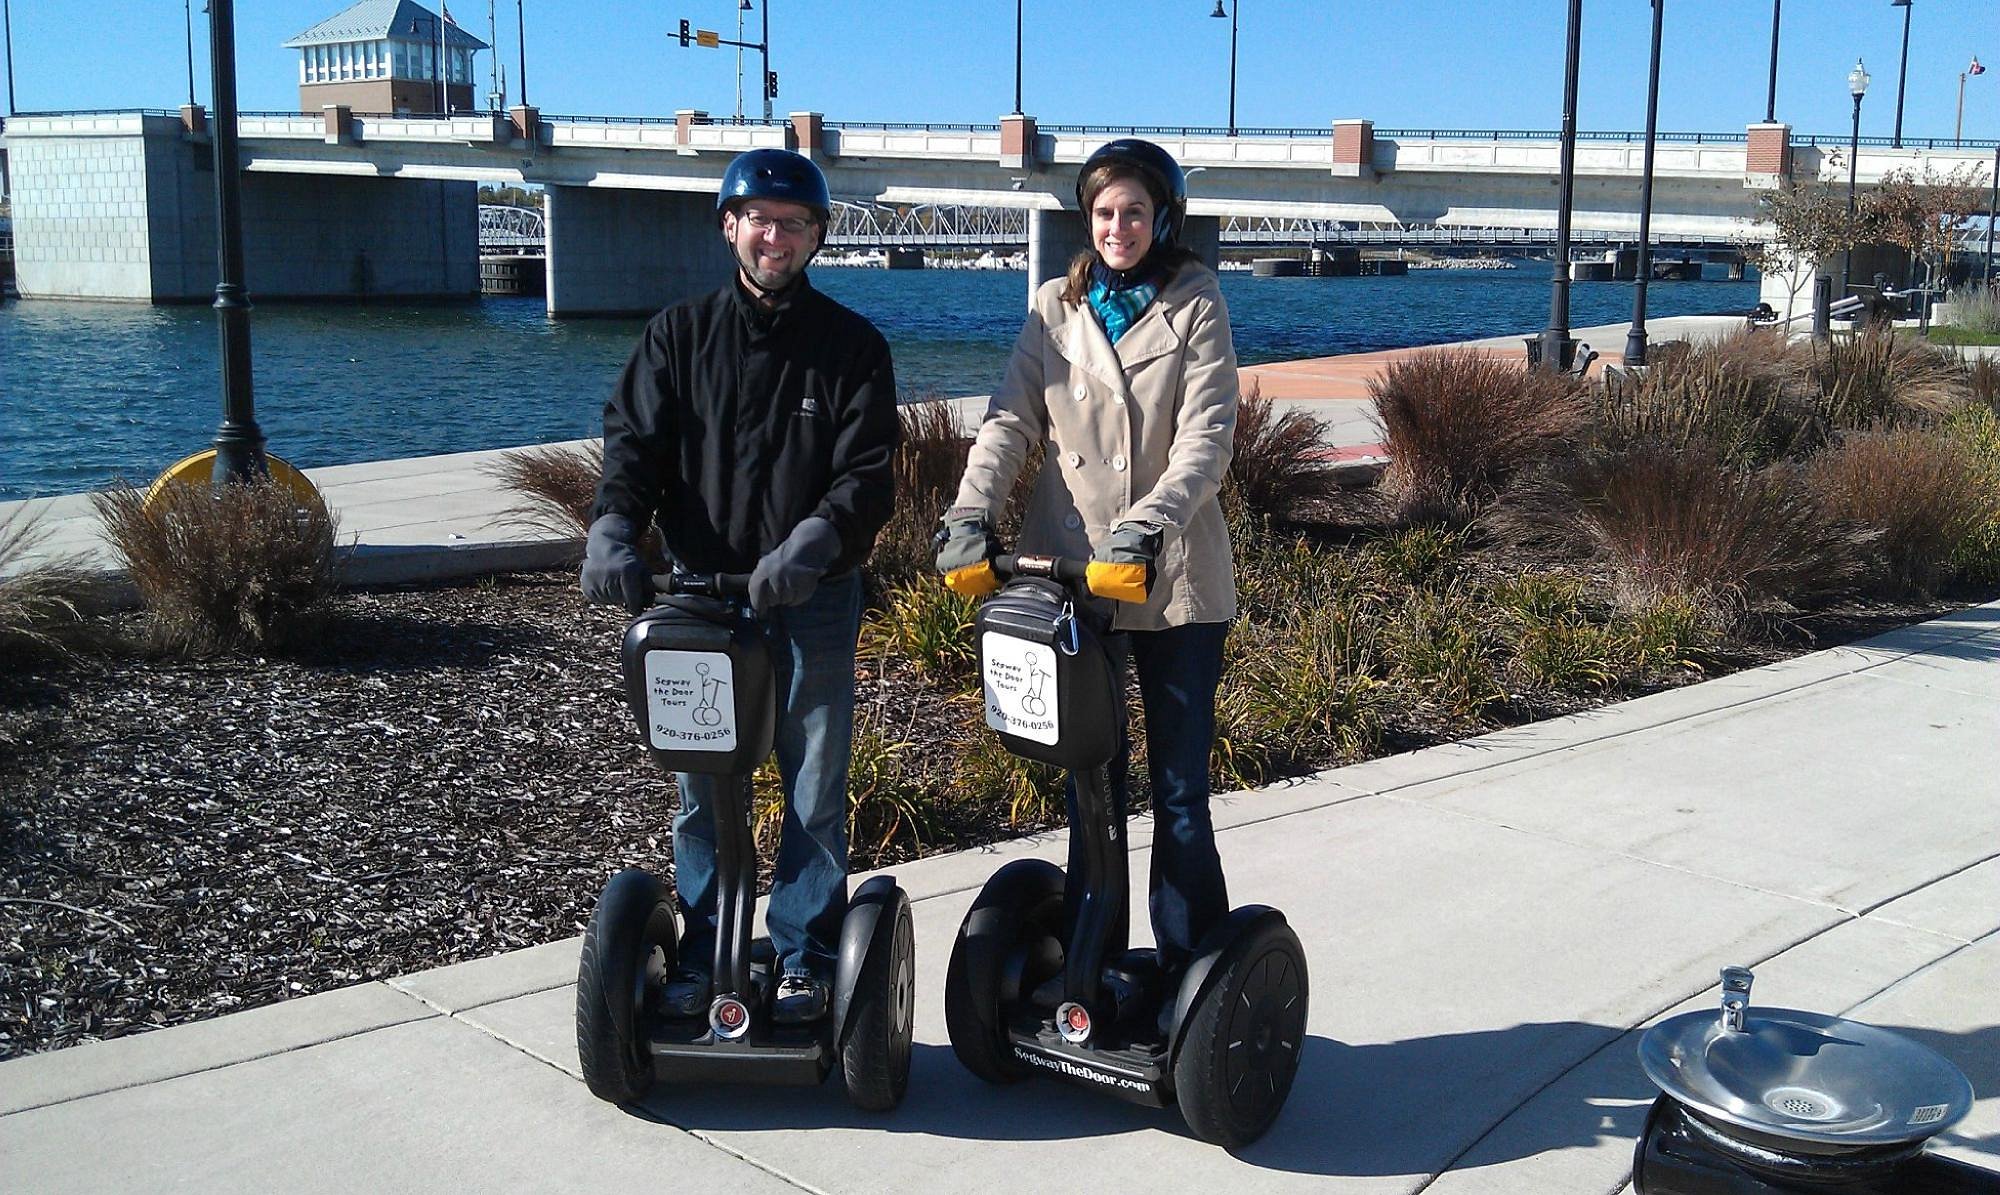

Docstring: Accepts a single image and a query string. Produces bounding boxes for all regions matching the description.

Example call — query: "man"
[582,148,898,1025]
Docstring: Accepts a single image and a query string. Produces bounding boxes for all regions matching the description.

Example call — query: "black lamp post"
[1626,0,1664,367]
[1891,0,1911,149]
[516,0,527,106]
[1210,1,1237,137]
[1537,0,1584,373]
[184,0,198,108]
[1013,0,1023,114]
[4,0,16,115]
[1842,58,1870,299]
[205,0,267,486]
[1985,146,1997,287]
[1764,0,1781,123]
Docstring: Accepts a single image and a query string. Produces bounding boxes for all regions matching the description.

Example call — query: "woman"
[935,138,1239,975]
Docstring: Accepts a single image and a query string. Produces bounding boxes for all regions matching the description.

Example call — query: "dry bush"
[1807,427,2000,597]
[869,398,1043,586]
[1371,348,1587,528]
[484,440,663,567]
[1964,356,2000,415]
[1595,330,1819,467]
[1807,329,1970,432]
[1562,444,1873,618]
[1224,379,1341,526]
[870,400,972,585]
[484,441,602,539]
[93,477,341,655]
[0,508,93,662]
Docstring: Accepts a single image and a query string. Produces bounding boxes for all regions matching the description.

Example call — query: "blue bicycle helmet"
[716,148,831,226]
[1076,138,1188,251]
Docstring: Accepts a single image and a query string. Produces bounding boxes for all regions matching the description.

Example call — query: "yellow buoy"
[144,450,323,509]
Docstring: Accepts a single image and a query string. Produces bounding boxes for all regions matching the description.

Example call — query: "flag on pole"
[1971,56,1986,77]
[441,3,458,25]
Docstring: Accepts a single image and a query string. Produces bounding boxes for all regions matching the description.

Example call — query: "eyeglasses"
[739,210,815,236]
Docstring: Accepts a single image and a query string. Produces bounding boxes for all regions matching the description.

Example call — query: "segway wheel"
[944,858,1065,1085]
[575,868,678,1104]
[1174,919,1308,1151]
[840,888,916,1111]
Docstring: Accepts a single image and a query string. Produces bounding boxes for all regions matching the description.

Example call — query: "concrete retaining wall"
[543,186,731,317]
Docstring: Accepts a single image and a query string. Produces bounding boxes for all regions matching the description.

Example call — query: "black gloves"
[581,513,653,614]
[749,516,843,614]
[933,507,1001,576]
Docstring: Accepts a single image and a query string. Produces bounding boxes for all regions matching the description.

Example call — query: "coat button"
[1066,451,1083,468]
[1073,384,1088,401]
[1112,454,1127,471]
[1064,513,1082,530]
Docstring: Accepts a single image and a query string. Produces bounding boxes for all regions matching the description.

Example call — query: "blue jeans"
[1065,619,1231,974]
[674,570,861,982]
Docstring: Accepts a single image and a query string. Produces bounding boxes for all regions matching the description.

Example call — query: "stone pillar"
[790,111,825,159]
[1332,119,1374,179]
[509,105,540,143]
[180,104,207,135]
[1746,122,1791,190]
[885,248,925,270]
[1001,114,1040,171]
[545,185,734,317]
[1181,214,1222,272]
[675,109,708,146]
[1026,207,1089,302]
[323,105,354,146]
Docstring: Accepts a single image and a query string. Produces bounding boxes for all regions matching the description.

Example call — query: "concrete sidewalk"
[3,599,1994,1193]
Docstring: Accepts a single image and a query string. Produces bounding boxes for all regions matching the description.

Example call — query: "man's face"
[723,199,821,292]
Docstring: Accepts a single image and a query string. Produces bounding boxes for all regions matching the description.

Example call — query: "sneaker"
[660,964,711,1019]
[771,974,829,1025]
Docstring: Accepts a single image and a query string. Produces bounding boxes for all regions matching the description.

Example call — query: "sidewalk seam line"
[0,1007,441,1118]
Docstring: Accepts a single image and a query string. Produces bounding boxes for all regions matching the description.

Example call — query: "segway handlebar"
[651,571,752,601]
[943,552,1150,604]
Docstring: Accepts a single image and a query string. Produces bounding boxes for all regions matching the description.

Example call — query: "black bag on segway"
[619,596,776,776]
[974,578,1120,771]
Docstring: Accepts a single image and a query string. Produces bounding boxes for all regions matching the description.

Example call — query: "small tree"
[1861,163,1989,298]
[1746,175,1861,325]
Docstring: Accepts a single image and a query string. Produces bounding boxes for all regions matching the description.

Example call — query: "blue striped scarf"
[1085,264,1160,345]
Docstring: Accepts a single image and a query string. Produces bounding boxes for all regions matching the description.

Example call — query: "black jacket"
[594,274,899,577]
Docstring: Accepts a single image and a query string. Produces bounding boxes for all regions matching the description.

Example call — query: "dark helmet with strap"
[715,148,831,226]
[1075,138,1188,252]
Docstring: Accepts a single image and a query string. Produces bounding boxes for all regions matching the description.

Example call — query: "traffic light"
[677,18,690,47]
[766,70,778,99]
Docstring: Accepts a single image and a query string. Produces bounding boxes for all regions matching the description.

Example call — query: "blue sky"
[4,1,1996,141]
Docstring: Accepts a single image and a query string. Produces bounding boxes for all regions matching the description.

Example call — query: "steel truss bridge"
[478,201,1756,256]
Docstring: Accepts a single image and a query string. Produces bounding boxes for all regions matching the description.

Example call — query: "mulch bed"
[0,568,1982,1060]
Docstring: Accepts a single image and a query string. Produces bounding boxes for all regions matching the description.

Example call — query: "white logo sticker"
[644,650,738,753]
[983,632,1059,745]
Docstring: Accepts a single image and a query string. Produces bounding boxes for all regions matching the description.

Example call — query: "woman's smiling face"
[1090,177,1154,273]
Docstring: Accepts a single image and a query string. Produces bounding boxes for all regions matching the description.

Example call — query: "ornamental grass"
[92,476,341,656]
[1371,347,1588,529]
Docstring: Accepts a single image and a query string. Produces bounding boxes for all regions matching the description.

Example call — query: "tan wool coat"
[952,260,1239,632]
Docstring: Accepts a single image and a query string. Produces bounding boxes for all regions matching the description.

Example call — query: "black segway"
[939,553,1309,1150]
[575,570,916,1111]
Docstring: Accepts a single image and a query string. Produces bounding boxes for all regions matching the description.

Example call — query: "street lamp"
[185,0,198,108]
[516,0,527,107]
[205,0,267,485]
[1891,0,1911,149]
[1842,58,1870,299]
[1626,0,1665,367]
[736,0,751,121]
[1210,1,1237,137]
[1013,0,1023,115]
[1536,0,1584,373]
[4,0,16,115]
[1763,0,1780,124]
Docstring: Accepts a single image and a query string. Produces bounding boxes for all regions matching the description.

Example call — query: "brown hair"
[1059,162,1199,306]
